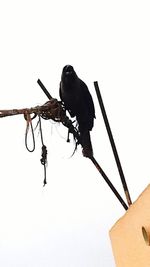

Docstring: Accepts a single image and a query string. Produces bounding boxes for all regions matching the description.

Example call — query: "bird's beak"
[65,71,73,76]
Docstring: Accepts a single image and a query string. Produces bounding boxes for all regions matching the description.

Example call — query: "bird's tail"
[80,130,93,158]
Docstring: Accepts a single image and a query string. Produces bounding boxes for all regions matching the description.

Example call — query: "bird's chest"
[61,83,81,110]
[63,90,79,105]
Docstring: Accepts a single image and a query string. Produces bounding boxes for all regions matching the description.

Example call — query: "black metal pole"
[94,81,132,206]
[37,79,52,100]
[90,156,128,210]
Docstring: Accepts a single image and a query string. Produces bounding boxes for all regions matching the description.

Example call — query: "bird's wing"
[79,79,95,119]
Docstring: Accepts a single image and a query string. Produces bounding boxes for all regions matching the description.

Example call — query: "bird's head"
[63,65,74,75]
[61,65,77,83]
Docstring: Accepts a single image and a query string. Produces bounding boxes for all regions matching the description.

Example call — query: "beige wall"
[110,184,150,267]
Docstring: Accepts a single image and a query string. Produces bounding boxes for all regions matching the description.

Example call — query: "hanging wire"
[38,115,48,186]
[24,112,36,152]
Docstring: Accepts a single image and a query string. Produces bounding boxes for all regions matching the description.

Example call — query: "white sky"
[0,0,150,266]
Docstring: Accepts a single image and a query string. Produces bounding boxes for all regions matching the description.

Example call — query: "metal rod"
[37,79,52,100]
[90,156,128,210]
[94,81,132,206]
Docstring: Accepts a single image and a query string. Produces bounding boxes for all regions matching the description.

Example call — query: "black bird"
[59,65,95,157]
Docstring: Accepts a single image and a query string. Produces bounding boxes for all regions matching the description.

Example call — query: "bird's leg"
[67,129,70,142]
[66,119,76,142]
